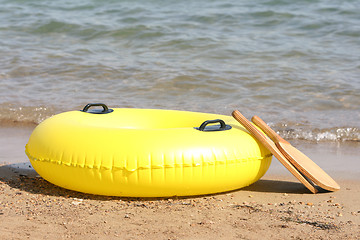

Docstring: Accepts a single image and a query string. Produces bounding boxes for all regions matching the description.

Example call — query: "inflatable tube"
[25,104,272,197]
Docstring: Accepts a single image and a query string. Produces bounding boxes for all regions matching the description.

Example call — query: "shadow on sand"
[0,162,323,201]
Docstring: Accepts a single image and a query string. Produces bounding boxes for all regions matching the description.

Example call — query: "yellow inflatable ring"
[25,103,272,197]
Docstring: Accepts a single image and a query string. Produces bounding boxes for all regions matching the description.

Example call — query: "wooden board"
[251,115,340,192]
[232,110,318,193]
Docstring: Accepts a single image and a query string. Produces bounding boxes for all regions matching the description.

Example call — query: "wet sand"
[1,126,359,239]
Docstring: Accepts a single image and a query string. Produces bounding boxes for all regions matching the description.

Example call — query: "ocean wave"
[278,127,360,143]
[1,104,358,143]
[0,104,55,126]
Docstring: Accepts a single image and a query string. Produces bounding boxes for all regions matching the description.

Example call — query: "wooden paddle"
[251,115,340,192]
[232,110,318,193]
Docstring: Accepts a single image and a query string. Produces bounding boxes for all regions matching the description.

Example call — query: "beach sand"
[1,126,359,240]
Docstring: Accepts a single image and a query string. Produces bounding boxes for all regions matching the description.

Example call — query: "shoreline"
[2,125,359,180]
[1,125,359,239]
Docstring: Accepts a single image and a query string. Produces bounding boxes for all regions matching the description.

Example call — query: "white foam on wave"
[279,127,359,142]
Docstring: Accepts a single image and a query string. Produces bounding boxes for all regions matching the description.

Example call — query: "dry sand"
[1,164,359,240]
[1,126,359,239]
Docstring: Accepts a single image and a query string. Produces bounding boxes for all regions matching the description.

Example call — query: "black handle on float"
[196,119,232,131]
[81,103,113,114]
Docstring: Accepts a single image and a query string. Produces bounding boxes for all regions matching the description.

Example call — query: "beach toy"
[251,115,340,191]
[232,110,339,193]
[25,103,272,197]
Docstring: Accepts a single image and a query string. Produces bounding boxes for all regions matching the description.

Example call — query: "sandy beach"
[2,0,360,238]
[1,126,359,239]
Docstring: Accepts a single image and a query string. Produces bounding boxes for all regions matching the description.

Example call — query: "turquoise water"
[0,0,359,142]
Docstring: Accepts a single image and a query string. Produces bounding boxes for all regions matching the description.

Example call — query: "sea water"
[0,0,359,142]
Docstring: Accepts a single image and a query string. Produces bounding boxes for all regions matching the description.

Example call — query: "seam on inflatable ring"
[26,150,272,171]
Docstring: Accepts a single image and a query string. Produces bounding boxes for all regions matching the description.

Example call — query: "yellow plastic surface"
[25,108,272,197]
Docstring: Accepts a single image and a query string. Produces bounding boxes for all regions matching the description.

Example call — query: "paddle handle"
[251,115,290,144]
[232,111,273,150]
